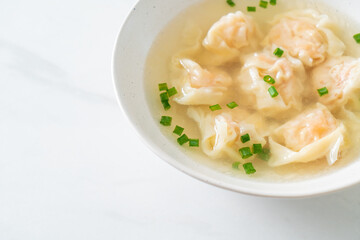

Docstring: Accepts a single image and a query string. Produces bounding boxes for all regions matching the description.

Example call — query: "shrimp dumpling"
[263,10,345,67]
[202,11,261,64]
[311,57,360,110]
[187,107,266,161]
[172,59,232,105]
[237,50,306,117]
[269,104,345,167]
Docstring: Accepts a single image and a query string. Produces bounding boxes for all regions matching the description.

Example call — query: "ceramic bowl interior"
[113,0,360,197]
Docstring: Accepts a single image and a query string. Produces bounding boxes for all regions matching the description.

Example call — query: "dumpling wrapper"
[269,126,344,167]
[311,56,360,110]
[187,107,266,161]
[171,59,232,105]
[170,12,261,67]
[263,9,345,67]
[237,49,306,117]
[202,11,261,65]
[268,104,345,167]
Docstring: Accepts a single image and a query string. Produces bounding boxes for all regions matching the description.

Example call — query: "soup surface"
[145,0,360,181]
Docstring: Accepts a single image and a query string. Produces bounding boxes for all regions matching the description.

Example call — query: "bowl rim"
[111,0,360,198]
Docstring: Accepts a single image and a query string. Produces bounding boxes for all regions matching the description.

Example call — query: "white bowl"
[113,0,360,197]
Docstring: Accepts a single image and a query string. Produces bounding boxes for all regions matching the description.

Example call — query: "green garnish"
[241,133,250,143]
[270,0,276,6]
[160,116,172,126]
[354,33,360,44]
[259,0,268,8]
[247,6,256,12]
[239,147,253,159]
[160,92,169,102]
[263,75,275,84]
[226,0,236,7]
[317,87,329,97]
[253,144,263,154]
[173,125,184,136]
[209,104,222,111]
[167,87,178,97]
[162,100,171,110]
[177,134,189,145]
[243,163,256,174]
[160,90,170,110]
[232,162,241,169]
[258,148,270,161]
[268,86,279,98]
[273,47,284,57]
[227,101,239,109]
[158,83,168,91]
[189,139,200,147]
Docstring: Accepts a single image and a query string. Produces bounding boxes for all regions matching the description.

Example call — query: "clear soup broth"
[145,0,360,181]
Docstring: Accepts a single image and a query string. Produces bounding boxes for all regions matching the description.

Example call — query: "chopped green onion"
[243,162,256,174]
[258,148,270,161]
[160,92,169,102]
[162,100,171,110]
[263,75,275,84]
[273,47,284,57]
[270,0,276,6]
[232,162,241,169]
[317,87,329,97]
[167,87,178,97]
[247,6,256,12]
[158,83,168,91]
[259,0,268,8]
[189,139,200,147]
[177,134,189,146]
[227,101,239,109]
[173,125,184,136]
[209,104,222,111]
[239,147,253,159]
[253,144,263,154]
[354,33,360,44]
[160,116,172,126]
[241,133,250,143]
[268,86,279,98]
[226,0,236,7]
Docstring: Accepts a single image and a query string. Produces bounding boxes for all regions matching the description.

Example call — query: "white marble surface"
[1,0,360,239]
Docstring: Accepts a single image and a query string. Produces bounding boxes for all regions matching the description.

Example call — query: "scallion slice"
[253,144,263,154]
[177,134,189,146]
[162,100,171,111]
[239,147,253,159]
[167,87,178,97]
[273,47,284,57]
[160,92,169,102]
[160,116,172,126]
[232,162,241,169]
[247,6,256,12]
[258,148,270,161]
[158,83,168,91]
[259,0,268,8]
[226,0,236,7]
[354,33,360,44]
[317,87,329,97]
[243,162,256,174]
[209,104,222,111]
[189,139,200,147]
[173,125,184,136]
[270,0,276,6]
[227,101,239,109]
[268,86,279,98]
[241,133,250,143]
[263,75,275,84]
